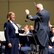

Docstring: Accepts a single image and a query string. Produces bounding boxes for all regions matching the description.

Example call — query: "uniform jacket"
[4,20,19,43]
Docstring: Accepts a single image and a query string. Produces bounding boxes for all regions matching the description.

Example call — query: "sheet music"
[0,31,6,41]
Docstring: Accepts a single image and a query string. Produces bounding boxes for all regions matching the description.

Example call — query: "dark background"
[0,0,54,30]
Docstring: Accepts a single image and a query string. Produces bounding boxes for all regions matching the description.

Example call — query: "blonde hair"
[7,12,14,19]
[29,25,34,30]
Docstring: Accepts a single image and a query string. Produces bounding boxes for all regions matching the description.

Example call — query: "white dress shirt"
[10,20,18,34]
[51,36,54,42]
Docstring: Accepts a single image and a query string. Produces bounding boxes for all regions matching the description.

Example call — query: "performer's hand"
[8,43,12,48]
[25,9,30,15]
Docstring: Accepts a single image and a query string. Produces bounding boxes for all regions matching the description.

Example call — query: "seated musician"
[19,25,32,54]
[48,27,54,54]
[19,25,32,36]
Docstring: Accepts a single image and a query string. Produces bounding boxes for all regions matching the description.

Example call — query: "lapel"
[9,21,19,30]
[9,21,15,30]
[14,22,19,28]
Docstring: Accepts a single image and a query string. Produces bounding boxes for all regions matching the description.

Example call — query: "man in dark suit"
[25,3,50,54]
[4,12,19,54]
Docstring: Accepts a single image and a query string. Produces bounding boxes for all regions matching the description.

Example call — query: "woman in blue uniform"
[4,12,19,54]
